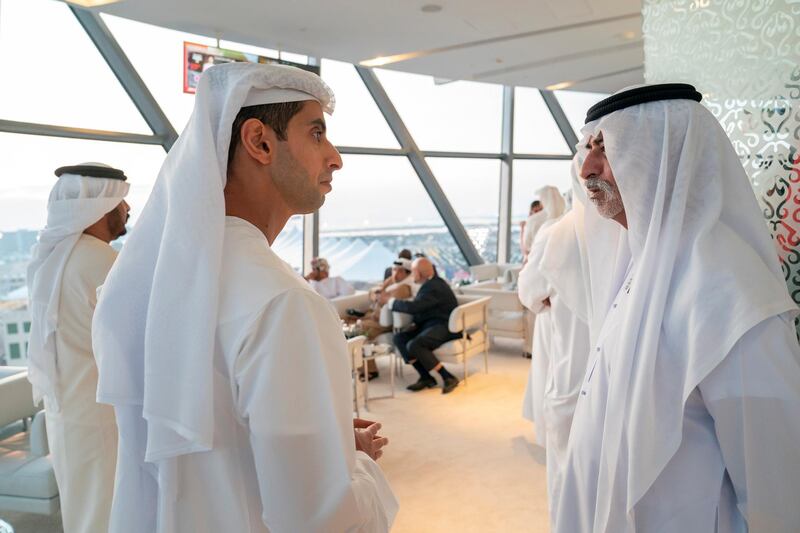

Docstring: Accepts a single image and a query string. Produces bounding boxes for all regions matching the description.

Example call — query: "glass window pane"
[271,215,304,272]
[6,323,17,335]
[319,155,468,283]
[427,158,499,263]
[9,343,21,359]
[23,321,31,333]
[0,133,166,234]
[0,0,150,134]
[510,159,572,263]
[320,59,399,149]
[376,69,503,153]
[513,87,571,155]
[102,13,218,133]
[555,90,609,138]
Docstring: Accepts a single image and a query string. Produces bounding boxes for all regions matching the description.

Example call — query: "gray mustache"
[585,178,615,194]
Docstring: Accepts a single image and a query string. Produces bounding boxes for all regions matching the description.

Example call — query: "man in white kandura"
[554,83,800,532]
[520,185,565,259]
[92,63,398,533]
[26,163,130,533]
[518,185,567,430]
[518,161,591,523]
[305,256,356,299]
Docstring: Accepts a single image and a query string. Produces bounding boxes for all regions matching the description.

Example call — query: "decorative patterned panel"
[643,0,800,323]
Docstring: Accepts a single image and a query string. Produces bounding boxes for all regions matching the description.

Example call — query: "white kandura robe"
[109,217,397,533]
[522,309,551,448]
[518,246,591,514]
[44,234,118,533]
[555,271,800,532]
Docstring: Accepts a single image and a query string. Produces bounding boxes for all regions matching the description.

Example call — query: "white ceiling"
[96,0,644,93]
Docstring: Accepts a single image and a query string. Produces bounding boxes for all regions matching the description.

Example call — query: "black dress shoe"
[358,371,380,382]
[406,378,437,391]
[442,376,460,394]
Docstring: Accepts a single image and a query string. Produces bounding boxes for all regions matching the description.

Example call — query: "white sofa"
[384,295,491,383]
[460,281,533,354]
[0,368,59,515]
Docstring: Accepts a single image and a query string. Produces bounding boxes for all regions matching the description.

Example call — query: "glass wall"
[319,155,468,285]
[554,90,608,138]
[427,158,500,264]
[320,60,399,149]
[377,69,503,153]
[0,0,149,133]
[0,0,613,289]
[514,87,571,155]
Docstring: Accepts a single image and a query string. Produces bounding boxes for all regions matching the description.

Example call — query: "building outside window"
[0,304,30,364]
[8,343,20,360]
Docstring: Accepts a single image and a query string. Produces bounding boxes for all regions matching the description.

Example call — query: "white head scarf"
[580,88,797,530]
[524,186,565,257]
[93,63,334,463]
[26,165,129,409]
[535,185,567,221]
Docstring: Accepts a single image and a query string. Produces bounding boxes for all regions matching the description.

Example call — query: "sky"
[0,0,605,234]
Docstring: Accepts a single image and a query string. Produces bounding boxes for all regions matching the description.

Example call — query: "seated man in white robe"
[306,256,356,299]
[92,63,397,533]
[518,198,591,523]
[26,163,130,533]
[554,83,800,532]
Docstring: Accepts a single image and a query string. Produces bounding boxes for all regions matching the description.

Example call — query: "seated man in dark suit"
[378,257,461,394]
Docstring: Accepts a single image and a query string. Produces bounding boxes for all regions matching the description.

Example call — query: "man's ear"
[239,118,276,165]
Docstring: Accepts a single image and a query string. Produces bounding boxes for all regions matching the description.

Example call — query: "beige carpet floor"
[363,338,550,533]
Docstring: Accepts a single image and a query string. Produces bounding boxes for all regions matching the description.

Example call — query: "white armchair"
[386,295,491,384]
[0,369,59,515]
[460,281,533,355]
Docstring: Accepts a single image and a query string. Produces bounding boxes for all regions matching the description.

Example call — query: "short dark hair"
[398,249,412,260]
[530,200,542,209]
[227,101,305,168]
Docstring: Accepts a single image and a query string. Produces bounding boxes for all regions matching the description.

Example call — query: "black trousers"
[393,323,460,372]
